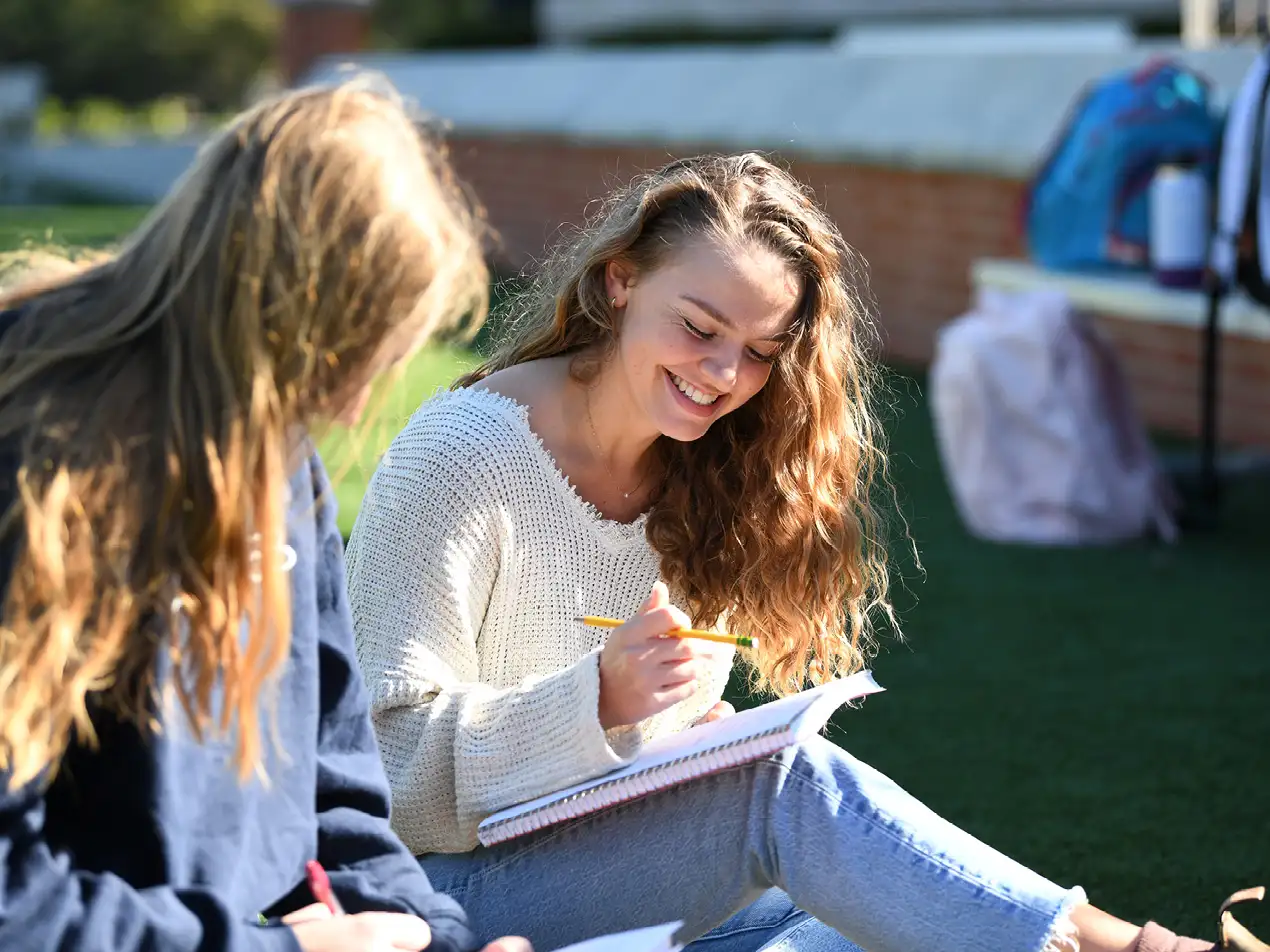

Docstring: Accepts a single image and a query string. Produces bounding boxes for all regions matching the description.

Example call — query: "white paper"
[550,922,684,952]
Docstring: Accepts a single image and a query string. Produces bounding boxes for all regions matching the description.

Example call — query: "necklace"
[584,387,647,501]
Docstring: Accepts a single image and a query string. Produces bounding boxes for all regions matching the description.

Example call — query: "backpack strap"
[1130,56,1172,86]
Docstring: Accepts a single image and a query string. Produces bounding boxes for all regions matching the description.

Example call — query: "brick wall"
[279,3,371,87]
[448,133,1270,447]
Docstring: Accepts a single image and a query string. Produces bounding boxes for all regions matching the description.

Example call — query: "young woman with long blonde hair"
[347,153,1261,952]
[0,80,526,952]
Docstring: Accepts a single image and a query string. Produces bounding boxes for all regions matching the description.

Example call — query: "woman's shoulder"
[367,383,542,509]
[364,360,581,519]
[467,359,561,407]
[392,384,533,463]
[393,360,567,462]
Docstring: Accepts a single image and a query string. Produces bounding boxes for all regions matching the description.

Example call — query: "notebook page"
[480,670,882,830]
[549,922,684,952]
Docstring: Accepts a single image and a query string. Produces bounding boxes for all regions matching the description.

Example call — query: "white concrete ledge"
[972,258,1270,342]
[3,139,201,204]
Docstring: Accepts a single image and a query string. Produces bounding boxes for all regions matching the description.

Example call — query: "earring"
[610,296,617,307]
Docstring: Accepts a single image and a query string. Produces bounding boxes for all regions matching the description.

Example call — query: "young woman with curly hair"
[347,153,1253,952]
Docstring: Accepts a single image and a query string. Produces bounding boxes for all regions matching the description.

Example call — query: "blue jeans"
[420,736,1086,952]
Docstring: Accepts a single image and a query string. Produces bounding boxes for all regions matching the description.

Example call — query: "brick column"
[276,0,374,87]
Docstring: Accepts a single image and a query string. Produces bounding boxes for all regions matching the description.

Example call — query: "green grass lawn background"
[4,205,1268,938]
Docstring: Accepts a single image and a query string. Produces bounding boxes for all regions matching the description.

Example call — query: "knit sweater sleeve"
[346,405,638,854]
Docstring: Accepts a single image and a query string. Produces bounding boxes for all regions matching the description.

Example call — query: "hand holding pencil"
[594,582,731,731]
[580,617,753,649]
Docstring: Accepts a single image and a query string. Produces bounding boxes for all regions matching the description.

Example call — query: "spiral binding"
[479,723,793,846]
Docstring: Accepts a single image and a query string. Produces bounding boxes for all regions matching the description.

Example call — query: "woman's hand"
[290,912,432,951]
[597,582,715,729]
[483,939,534,952]
[287,908,532,952]
[283,903,334,925]
[697,701,735,724]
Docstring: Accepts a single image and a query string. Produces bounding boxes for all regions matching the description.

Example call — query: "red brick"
[279,4,369,86]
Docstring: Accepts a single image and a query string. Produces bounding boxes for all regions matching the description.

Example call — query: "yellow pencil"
[578,615,754,648]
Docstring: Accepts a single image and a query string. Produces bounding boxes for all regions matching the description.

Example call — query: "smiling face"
[604,236,802,443]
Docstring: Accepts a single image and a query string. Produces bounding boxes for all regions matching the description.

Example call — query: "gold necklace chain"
[584,387,646,501]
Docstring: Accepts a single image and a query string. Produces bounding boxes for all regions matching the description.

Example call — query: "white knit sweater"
[346,387,735,855]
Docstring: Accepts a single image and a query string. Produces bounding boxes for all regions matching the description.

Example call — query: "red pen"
[305,860,345,917]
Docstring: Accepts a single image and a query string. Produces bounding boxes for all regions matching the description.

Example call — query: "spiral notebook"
[477,670,883,847]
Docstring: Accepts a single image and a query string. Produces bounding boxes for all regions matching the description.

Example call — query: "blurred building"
[255,0,1270,448]
[537,0,1184,43]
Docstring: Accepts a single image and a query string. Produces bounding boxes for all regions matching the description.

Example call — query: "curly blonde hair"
[0,79,487,790]
[461,152,899,696]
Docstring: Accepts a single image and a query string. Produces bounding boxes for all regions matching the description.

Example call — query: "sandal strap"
[1219,887,1268,952]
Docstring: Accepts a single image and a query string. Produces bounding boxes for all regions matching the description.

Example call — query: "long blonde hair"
[0,80,487,790]
[463,153,898,696]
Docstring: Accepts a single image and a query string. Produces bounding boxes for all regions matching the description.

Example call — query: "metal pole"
[1181,0,1221,47]
[1199,281,1224,517]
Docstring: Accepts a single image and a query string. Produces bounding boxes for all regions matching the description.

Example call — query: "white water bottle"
[1149,164,1209,289]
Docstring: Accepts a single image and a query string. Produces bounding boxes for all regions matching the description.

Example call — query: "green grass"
[0,206,151,251]
[318,346,481,536]
[8,207,1269,940]
[808,375,1270,938]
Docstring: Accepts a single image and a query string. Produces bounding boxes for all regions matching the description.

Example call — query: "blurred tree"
[372,0,535,50]
[0,0,276,110]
